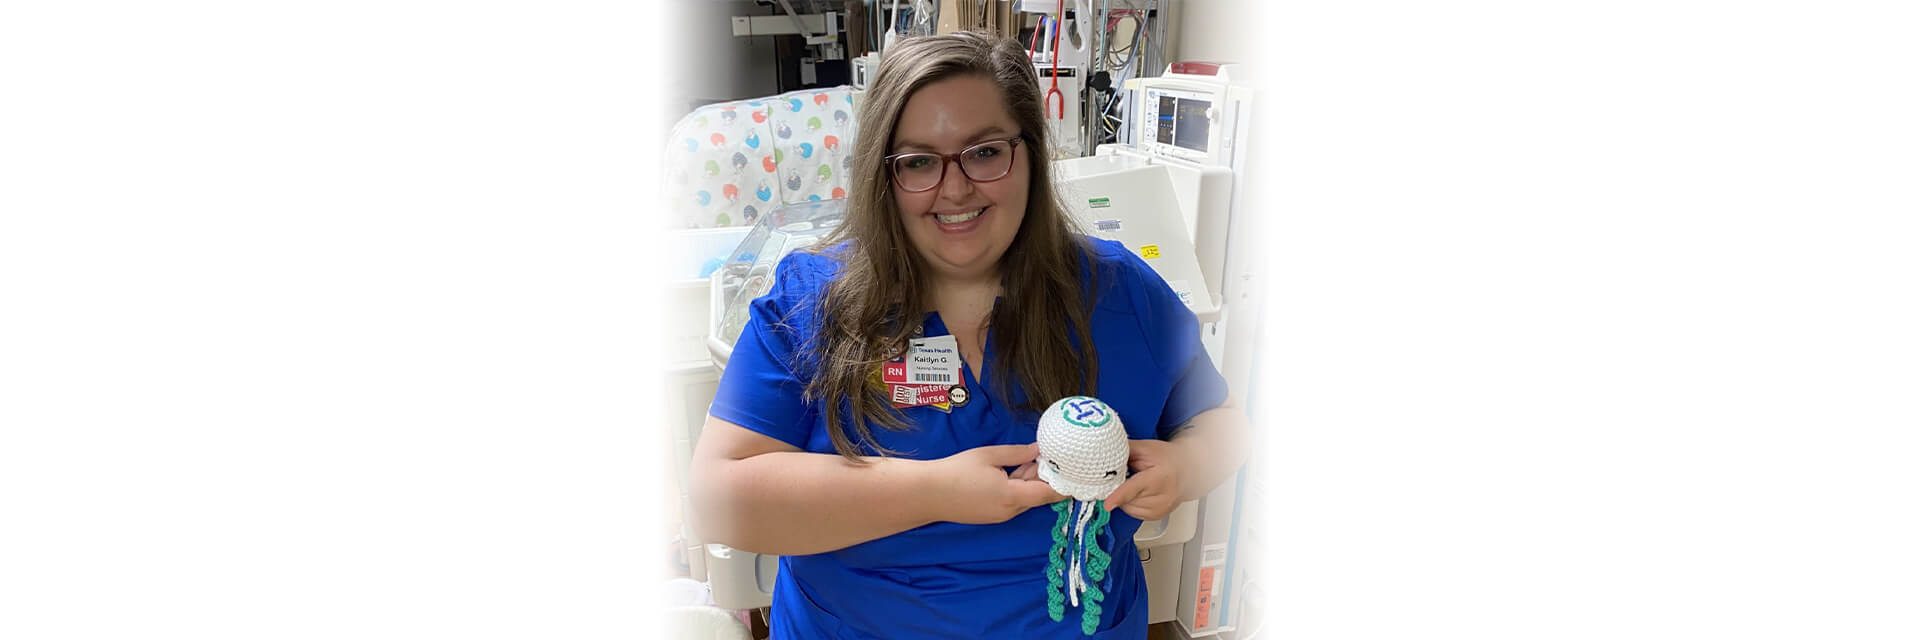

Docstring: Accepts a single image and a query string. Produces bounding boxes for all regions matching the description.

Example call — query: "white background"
[3,1,1916,638]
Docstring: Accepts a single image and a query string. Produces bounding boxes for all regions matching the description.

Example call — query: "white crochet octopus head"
[1036,396,1130,502]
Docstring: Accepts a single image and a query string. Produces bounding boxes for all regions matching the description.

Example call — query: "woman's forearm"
[1169,404,1253,502]
[691,451,938,556]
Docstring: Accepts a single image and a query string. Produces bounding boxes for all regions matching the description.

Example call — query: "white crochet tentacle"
[1067,501,1081,606]
[1068,560,1080,606]
[1074,499,1096,550]
[1067,498,1098,607]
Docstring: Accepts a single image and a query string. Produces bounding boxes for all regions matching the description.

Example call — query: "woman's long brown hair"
[799,32,1101,461]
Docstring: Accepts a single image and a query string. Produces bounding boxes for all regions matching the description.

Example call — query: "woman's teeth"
[936,208,985,224]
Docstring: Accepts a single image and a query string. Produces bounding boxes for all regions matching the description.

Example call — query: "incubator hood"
[706,198,846,369]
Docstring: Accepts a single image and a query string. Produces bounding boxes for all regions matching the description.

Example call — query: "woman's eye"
[969,146,999,159]
[902,156,933,169]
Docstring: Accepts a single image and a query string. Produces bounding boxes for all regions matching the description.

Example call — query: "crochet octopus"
[1035,396,1130,635]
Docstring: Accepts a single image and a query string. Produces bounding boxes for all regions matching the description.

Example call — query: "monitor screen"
[1173,98,1211,152]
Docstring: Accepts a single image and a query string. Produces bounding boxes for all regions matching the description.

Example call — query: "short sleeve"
[1117,246,1229,440]
[707,252,832,449]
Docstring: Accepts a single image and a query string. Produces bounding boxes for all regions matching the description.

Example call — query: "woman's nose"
[936,158,975,200]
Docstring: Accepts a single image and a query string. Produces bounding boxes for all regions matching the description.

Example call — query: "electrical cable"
[1104,12,1141,62]
[1098,0,1152,143]
[1095,0,1110,71]
[1089,0,1115,147]
[1100,14,1142,84]
[1099,5,1145,117]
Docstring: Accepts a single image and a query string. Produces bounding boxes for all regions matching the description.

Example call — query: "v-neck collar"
[922,297,999,391]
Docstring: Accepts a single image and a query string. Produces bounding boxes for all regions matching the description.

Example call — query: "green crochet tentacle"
[1080,581,1105,635]
[1046,499,1070,622]
[1079,501,1115,635]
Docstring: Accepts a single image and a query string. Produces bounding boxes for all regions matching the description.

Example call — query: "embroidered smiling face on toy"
[1036,396,1130,502]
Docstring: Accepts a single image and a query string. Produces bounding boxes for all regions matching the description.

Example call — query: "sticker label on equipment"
[1088,197,1112,209]
[1193,542,1228,629]
[1139,244,1161,259]
[906,336,961,385]
[1195,566,1215,628]
[1094,218,1122,232]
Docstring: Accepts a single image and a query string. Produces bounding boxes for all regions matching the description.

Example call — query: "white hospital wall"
[1165,0,1256,65]
[667,0,783,111]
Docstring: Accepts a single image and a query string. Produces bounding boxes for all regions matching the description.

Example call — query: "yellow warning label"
[1140,244,1161,259]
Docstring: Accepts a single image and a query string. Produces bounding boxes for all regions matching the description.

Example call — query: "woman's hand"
[1103,439,1189,521]
[930,443,1066,525]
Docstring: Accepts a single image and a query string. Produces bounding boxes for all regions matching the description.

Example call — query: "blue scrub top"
[709,237,1229,639]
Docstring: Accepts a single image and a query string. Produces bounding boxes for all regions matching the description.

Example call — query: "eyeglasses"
[884,135,1023,193]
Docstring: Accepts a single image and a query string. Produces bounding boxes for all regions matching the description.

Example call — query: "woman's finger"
[1103,477,1144,512]
[1119,500,1164,521]
[1009,478,1065,507]
[975,443,1041,466]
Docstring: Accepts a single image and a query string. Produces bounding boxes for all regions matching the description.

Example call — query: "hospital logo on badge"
[1061,396,1112,428]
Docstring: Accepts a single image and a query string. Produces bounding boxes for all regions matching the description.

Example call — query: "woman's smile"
[931,206,988,232]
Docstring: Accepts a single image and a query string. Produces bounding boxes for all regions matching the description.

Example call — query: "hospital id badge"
[905,335,962,386]
[884,335,966,411]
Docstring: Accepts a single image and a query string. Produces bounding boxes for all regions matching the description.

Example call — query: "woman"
[690,32,1249,639]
